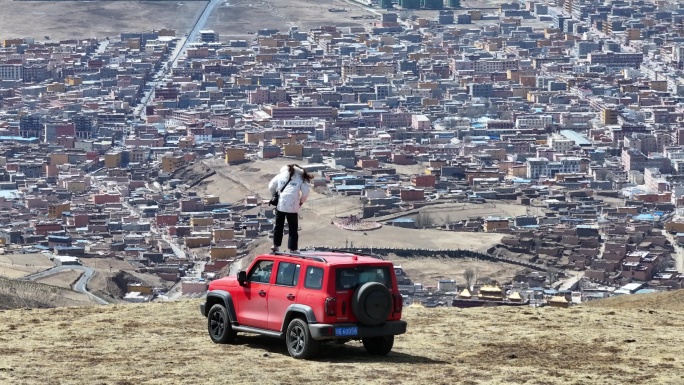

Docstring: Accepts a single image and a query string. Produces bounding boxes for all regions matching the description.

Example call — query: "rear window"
[336,266,391,290]
[304,266,324,290]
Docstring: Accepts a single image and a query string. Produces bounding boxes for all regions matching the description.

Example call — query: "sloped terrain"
[33,269,83,290]
[584,289,684,312]
[1,298,684,384]
[0,0,206,41]
[0,277,94,310]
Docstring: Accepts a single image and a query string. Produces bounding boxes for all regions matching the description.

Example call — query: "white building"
[0,64,21,80]
[526,157,581,179]
[123,292,151,303]
[516,115,552,129]
[437,279,457,292]
[548,134,575,153]
[412,115,431,130]
[526,157,549,179]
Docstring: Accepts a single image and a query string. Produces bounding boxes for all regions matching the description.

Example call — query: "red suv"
[200,250,407,359]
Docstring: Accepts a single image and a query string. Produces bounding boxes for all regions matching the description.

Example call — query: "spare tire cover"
[352,282,392,326]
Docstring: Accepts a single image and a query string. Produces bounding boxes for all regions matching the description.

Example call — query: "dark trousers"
[273,210,299,250]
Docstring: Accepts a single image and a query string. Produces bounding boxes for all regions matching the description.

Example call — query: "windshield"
[335,266,391,290]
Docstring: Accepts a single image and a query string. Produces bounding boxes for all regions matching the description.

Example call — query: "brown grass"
[583,289,684,312]
[0,0,206,41]
[33,269,83,290]
[388,255,518,285]
[0,277,93,310]
[80,258,136,272]
[206,0,372,38]
[0,299,683,384]
[0,254,55,279]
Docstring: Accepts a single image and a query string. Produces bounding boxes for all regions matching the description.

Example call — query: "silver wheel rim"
[210,311,225,339]
[288,325,306,354]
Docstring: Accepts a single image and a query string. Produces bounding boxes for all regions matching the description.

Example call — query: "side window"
[275,262,300,287]
[304,266,324,290]
[248,260,274,284]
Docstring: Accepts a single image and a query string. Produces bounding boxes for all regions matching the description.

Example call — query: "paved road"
[134,0,223,119]
[557,271,585,291]
[23,265,109,305]
[664,232,684,273]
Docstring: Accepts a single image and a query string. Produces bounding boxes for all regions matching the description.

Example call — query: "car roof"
[261,250,389,266]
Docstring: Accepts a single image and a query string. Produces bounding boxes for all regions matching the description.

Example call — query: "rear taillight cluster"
[393,293,403,313]
[324,297,336,316]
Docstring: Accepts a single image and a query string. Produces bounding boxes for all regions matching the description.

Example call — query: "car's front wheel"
[207,304,236,344]
[285,318,319,359]
[362,335,394,356]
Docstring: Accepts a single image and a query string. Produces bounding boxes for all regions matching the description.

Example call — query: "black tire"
[207,304,236,344]
[285,318,319,359]
[362,335,394,356]
[352,282,392,326]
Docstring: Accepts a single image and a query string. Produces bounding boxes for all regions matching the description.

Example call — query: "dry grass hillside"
[0,0,206,41]
[0,277,94,310]
[584,289,684,312]
[2,294,684,384]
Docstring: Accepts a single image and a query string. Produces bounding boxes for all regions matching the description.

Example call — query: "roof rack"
[274,251,327,263]
[328,249,386,260]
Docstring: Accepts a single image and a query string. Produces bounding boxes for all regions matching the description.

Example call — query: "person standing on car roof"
[268,164,313,253]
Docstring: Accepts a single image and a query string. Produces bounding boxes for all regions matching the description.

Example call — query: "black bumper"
[309,321,407,340]
[200,303,206,317]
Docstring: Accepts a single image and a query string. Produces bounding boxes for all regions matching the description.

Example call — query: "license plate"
[334,326,358,337]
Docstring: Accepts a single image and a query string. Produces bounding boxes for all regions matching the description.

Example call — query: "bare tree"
[546,267,559,286]
[415,212,433,228]
[463,268,476,290]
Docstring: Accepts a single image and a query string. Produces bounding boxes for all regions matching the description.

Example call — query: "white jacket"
[268,165,311,213]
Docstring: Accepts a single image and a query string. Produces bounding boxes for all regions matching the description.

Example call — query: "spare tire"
[352,282,392,326]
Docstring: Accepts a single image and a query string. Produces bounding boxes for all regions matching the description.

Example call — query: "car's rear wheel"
[286,318,319,359]
[207,304,236,344]
[362,335,394,356]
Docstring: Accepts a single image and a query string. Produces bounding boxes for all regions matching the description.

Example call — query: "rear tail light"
[393,293,403,313]
[324,297,336,316]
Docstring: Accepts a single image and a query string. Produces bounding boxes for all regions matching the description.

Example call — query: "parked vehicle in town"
[200,250,407,359]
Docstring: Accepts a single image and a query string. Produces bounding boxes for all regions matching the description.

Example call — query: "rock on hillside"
[1,296,684,384]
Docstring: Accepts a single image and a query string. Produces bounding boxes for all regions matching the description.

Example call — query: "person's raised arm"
[299,180,310,205]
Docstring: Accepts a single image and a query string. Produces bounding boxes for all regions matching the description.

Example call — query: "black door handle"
[287,294,295,300]
[258,290,267,296]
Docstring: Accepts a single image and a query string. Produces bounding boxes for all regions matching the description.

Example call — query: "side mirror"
[237,271,247,286]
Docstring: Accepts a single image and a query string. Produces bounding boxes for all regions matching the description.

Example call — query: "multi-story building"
[526,157,581,179]
[20,115,43,139]
[548,134,575,153]
[199,30,219,43]
[263,106,335,120]
[588,52,644,68]
[0,64,22,80]
[621,148,670,172]
[341,62,396,80]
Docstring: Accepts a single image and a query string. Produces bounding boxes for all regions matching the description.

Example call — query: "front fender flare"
[205,290,238,324]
